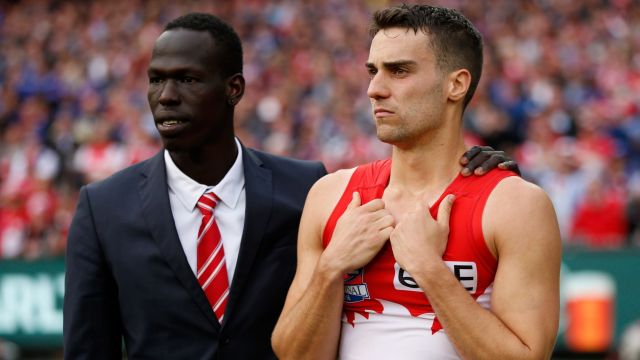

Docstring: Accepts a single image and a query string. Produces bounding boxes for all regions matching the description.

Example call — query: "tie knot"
[197,192,219,215]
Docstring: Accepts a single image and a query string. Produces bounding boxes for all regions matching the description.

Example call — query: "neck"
[388,112,466,198]
[169,136,238,186]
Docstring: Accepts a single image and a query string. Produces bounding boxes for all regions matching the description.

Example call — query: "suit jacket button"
[223,337,230,345]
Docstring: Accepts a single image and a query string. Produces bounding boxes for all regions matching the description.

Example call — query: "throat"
[169,144,238,186]
[384,173,457,211]
[387,159,461,200]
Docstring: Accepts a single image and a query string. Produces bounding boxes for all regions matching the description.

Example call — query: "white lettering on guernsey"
[445,261,477,293]
[393,261,478,293]
[393,263,422,292]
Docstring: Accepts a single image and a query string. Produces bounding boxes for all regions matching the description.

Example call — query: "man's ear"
[226,73,245,106]
[447,69,471,103]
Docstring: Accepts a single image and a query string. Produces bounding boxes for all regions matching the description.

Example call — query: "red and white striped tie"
[196,192,229,322]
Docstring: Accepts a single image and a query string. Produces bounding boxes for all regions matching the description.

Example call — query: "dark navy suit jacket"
[63,147,327,359]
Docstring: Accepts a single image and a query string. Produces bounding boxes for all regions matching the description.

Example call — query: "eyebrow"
[365,60,418,69]
[147,67,204,76]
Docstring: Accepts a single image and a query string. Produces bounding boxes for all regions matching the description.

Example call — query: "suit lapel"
[224,147,273,323]
[138,151,221,331]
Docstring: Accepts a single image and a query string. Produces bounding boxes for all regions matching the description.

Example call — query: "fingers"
[378,225,394,241]
[460,145,484,165]
[462,146,519,177]
[461,146,494,176]
[463,150,515,177]
[437,194,455,229]
[473,153,504,175]
[345,192,390,225]
[498,160,521,175]
[360,198,385,212]
[347,192,361,210]
[347,193,388,212]
[344,193,393,239]
[374,213,395,230]
[462,152,489,175]
[370,211,394,242]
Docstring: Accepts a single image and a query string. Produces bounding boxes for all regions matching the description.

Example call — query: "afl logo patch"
[343,268,370,303]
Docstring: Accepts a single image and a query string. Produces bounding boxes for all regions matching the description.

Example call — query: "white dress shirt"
[164,138,245,285]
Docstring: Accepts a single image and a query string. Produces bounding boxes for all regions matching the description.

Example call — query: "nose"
[367,72,390,100]
[158,79,180,106]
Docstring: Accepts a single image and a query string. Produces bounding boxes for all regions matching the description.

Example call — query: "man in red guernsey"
[272,4,561,360]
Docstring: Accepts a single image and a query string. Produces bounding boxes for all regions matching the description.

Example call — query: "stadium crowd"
[2,0,640,260]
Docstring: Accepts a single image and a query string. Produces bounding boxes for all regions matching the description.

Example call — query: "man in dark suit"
[63,12,326,359]
[63,12,515,360]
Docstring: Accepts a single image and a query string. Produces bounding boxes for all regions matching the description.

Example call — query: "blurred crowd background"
[2,0,640,262]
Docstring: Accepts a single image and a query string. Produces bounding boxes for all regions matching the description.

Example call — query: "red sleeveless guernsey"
[322,159,517,360]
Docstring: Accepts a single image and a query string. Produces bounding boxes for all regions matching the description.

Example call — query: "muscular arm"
[391,177,560,360]
[272,170,394,360]
[64,187,122,359]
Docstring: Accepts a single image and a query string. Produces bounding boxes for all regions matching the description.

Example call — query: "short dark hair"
[165,12,243,77]
[370,4,483,109]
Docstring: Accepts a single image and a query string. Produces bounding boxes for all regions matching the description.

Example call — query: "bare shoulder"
[301,167,357,240]
[483,176,560,254]
[487,176,553,212]
[306,167,356,208]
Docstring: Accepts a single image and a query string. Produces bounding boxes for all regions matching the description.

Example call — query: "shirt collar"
[164,138,245,211]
